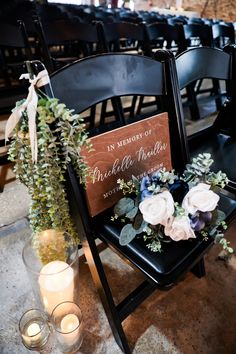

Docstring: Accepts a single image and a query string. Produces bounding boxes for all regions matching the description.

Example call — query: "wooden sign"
[82,113,172,216]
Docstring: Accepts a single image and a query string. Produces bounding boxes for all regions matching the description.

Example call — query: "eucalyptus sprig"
[184,153,229,189]
[8,95,92,244]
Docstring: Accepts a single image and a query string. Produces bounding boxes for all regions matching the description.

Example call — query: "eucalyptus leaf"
[210,209,223,227]
[114,197,134,217]
[209,209,226,236]
[135,220,148,234]
[209,225,217,236]
[132,175,140,189]
[133,213,143,230]
[126,206,138,219]
[216,209,226,222]
[119,224,137,246]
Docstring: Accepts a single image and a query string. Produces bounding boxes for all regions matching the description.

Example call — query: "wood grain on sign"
[82,113,172,216]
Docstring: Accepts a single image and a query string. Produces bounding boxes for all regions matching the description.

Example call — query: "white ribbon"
[5,69,50,163]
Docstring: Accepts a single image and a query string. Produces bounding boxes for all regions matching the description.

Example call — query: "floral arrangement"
[112,153,233,256]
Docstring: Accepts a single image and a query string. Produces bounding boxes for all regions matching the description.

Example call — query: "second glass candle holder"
[51,301,83,354]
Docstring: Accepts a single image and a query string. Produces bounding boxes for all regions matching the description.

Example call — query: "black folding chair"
[34,18,103,128]
[0,21,33,109]
[183,23,214,49]
[182,23,220,120]
[176,45,236,194]
[34,18,101,74]
[135,22,186,116]
[212,23,235,49]
[96,21,152,122]
[145,22,186,56]
[28,52,236,353]
[0,21,33,191]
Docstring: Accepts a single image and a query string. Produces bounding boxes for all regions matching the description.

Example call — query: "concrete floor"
[0,181,122,354]
[1,179,236,354]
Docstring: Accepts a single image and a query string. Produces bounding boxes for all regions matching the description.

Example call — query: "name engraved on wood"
[82,113,172,216]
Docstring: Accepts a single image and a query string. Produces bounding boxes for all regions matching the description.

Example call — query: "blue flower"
[190,215,206,231]
[169,180,189,204]
[140,175,151,192]
[150,171,161,183]
[190,212,212,232]
[141,189,153,201]
[200,211,212,223]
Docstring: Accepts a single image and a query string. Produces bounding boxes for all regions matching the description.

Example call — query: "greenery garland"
[8,94,92,243]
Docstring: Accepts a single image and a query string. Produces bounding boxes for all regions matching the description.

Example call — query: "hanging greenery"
[8,94,92,243]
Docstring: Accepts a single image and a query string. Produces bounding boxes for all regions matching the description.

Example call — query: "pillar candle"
[38,260,74,315]
[22,322,42,348]
[60,313,80,346]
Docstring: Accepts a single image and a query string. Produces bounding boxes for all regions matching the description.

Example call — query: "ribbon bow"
[5,69,50,163]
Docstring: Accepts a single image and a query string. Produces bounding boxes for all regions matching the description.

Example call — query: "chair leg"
[191,258,206,278]
[195,78,203,95]
[129,95,138,118]
[0,162,12,193]
[136,96,160,117]
[111,97,126,125]
[136,96,144,116]
[89,105,96,128]
[100,100,108,125]
[82,238,131,354]
[212,78,222,110]
[186,83,200,120]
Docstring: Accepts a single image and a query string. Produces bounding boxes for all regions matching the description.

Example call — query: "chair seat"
[189,129,236,190]
[95,192,236,288]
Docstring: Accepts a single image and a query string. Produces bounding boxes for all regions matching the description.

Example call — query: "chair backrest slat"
[50,53,164,114]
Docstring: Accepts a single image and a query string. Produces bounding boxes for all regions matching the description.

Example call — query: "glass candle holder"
[19,309,50,351]
[22,229,79,315]
[51,301,83,354]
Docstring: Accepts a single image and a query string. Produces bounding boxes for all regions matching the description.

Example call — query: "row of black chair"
[26,43,236,353]
[2,1,235,28]
[1,4,233,130]
[0,15,235,190]
[1,18,234,116]
[0,18,235,182]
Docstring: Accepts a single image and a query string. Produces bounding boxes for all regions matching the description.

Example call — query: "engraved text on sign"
[82,113,172,216]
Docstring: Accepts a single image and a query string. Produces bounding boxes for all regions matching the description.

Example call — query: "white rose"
[165,215,196,241]
[139,191,174,226]
[182,183,219,215]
